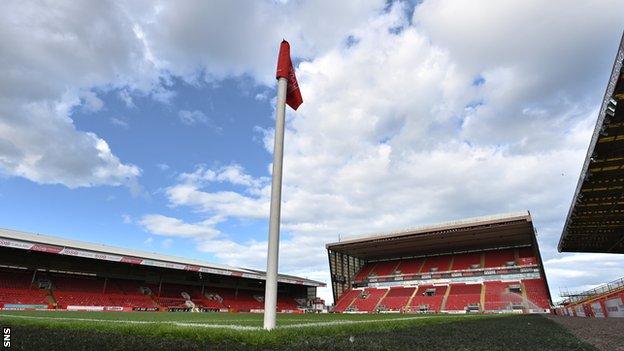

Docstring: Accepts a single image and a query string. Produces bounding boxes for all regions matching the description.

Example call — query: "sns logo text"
[2,327,9,348]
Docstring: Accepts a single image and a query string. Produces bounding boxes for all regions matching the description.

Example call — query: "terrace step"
[374,288,390,311]
[440,285,451,311]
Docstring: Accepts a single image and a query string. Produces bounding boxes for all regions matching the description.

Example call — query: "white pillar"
[263,77,288,330]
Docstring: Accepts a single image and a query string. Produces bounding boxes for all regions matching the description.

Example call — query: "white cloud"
[0,99,141,188]
[121,214,132,224]
[137,2,624,304]
[118,89,135,108]
[177,110,222,133]
[110,117,129,129]
[413,0,624,150]
[156,163,170,171]
[0,0,153,188]
[180,164,265,188]
[136,0,387,85]
[178,109,208,125]
[167,165,269,221]
[139,214,221,239]
[81,91,104,113]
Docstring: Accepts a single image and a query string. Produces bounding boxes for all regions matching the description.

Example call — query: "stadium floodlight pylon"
[263,40,303,330]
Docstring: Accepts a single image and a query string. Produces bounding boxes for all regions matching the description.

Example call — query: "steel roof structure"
[327,211,535,261]
[0,227,324,287]
[559,32,624,253]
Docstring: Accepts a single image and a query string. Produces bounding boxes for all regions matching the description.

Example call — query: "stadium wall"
[557,276,624,318]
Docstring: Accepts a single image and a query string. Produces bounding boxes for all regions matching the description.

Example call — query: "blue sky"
[0,77,275,261]
[1,0,624,303]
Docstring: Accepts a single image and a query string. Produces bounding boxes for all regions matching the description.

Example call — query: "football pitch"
[0,311,598,350]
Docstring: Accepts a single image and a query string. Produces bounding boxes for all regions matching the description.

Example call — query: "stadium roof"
[326,212,535,261]
[559,32,624,253]
[0,227,324,287]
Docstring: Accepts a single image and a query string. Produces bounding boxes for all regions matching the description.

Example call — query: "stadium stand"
[450,252,482,271]
[523,278,551,310]
[351,288,386,312]
[328,212,552,314]
[277,293,300,311]
[409,285,447,312]
[395,258,423,274]
[370,261,399,277]
[354,263,376,281]
[484,249,516,268]
[444,284,482,312]
[0,227,324,312]
[355,248,538,283]
[0,269,49,308]
[378,287,415,311]
[0,266,309,312]
[483,281,523,311]
[153,283,202,308]
[420,255,452,273]
[332,289,360,312]
[225,289,264,311]
[200,291,226,309]
[51,275,156,309]
[517,247,534,259]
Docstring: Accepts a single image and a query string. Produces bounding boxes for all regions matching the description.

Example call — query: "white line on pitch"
[172,322,260,330]
[0,313,263,330]
[0,314,155,325]
[277,316,425,328]
[0,313,433,331]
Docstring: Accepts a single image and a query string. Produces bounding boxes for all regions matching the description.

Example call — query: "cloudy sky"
[1,0,623,303]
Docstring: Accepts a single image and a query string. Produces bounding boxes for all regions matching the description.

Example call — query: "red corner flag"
[276,40,303,110]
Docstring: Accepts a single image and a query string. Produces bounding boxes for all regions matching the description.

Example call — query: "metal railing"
[560,276,624,305]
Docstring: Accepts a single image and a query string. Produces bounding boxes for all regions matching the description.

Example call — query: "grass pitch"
[0,311,597,350]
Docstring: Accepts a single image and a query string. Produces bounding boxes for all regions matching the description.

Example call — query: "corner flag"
[263,40,302,330]
[276,40,303,110]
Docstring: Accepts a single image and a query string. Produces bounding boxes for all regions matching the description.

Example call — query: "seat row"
[0,269,303,311]
[354,248,537,280]
[334,279,550,313]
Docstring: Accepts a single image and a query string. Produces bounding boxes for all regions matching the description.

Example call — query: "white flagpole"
[263,76,288,330]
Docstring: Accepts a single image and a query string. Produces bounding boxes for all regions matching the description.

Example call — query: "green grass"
[0,311,597,350]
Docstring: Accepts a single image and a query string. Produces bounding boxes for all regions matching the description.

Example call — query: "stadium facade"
[557,276,624,318]
[326,212,552,314]
[0,228,324,312]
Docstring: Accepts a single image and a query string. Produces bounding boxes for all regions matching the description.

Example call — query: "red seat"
[450,253,482,271]
[52,276,157,308]
[444,284,482,311]
[378,287,415,311]
[333,289,360,312]
[484,281,523,310]
[354,263,376,281]
[420,255,452,273]
[484,249,516,268]
[395,258,424,274]
[370,261,400,277]
[410,285,447,312]
[351,288,386,312]
[522,279,550,309]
